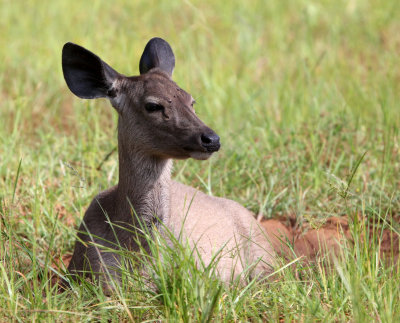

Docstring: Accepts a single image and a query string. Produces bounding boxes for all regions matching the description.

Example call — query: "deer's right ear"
[62,42,120,99]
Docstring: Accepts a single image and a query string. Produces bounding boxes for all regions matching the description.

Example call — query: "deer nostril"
[201,134,212,144]
[200,132,220,152]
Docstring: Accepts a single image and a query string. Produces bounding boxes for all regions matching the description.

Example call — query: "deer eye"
[145,102,164,113]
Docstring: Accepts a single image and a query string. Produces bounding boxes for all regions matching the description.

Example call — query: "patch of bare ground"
[261,216,399,263]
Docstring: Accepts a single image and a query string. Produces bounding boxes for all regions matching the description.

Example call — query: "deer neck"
[116,135,172,228]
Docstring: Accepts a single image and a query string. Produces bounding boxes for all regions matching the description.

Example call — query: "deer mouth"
[183,146,206,153]
[188,150,214,160]
[183,144,220,153]
[183,145,219,160]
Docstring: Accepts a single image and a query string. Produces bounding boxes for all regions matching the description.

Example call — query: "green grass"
[1,0,400,321]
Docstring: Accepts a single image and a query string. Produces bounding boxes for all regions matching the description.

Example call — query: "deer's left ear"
[62,42,121,99]
[139,37,175,77]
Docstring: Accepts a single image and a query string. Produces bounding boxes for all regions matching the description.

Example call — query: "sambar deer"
[62,38,275,287]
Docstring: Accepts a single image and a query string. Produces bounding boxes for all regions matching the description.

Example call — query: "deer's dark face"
[114,70,219,160]
[62,38,220,161]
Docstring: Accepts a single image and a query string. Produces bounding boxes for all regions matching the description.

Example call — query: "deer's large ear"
[62,42,120,99]
[139,37,175,77]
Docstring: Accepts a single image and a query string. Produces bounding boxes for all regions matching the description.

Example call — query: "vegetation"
[0,0,399,321]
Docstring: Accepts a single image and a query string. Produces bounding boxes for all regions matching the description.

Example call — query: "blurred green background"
[0,0,399,320]
[1,0,399,217]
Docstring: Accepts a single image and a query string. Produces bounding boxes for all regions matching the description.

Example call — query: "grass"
[1,0,400,321]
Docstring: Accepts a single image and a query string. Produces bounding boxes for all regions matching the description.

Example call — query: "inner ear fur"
[62,42,120,99]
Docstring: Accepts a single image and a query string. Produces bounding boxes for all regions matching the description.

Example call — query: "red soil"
[261,216,399,262]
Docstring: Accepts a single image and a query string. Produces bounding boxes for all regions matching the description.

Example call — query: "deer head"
[62,38,220,160]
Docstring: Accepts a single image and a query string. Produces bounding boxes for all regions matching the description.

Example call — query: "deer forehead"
[140,72,193,106]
